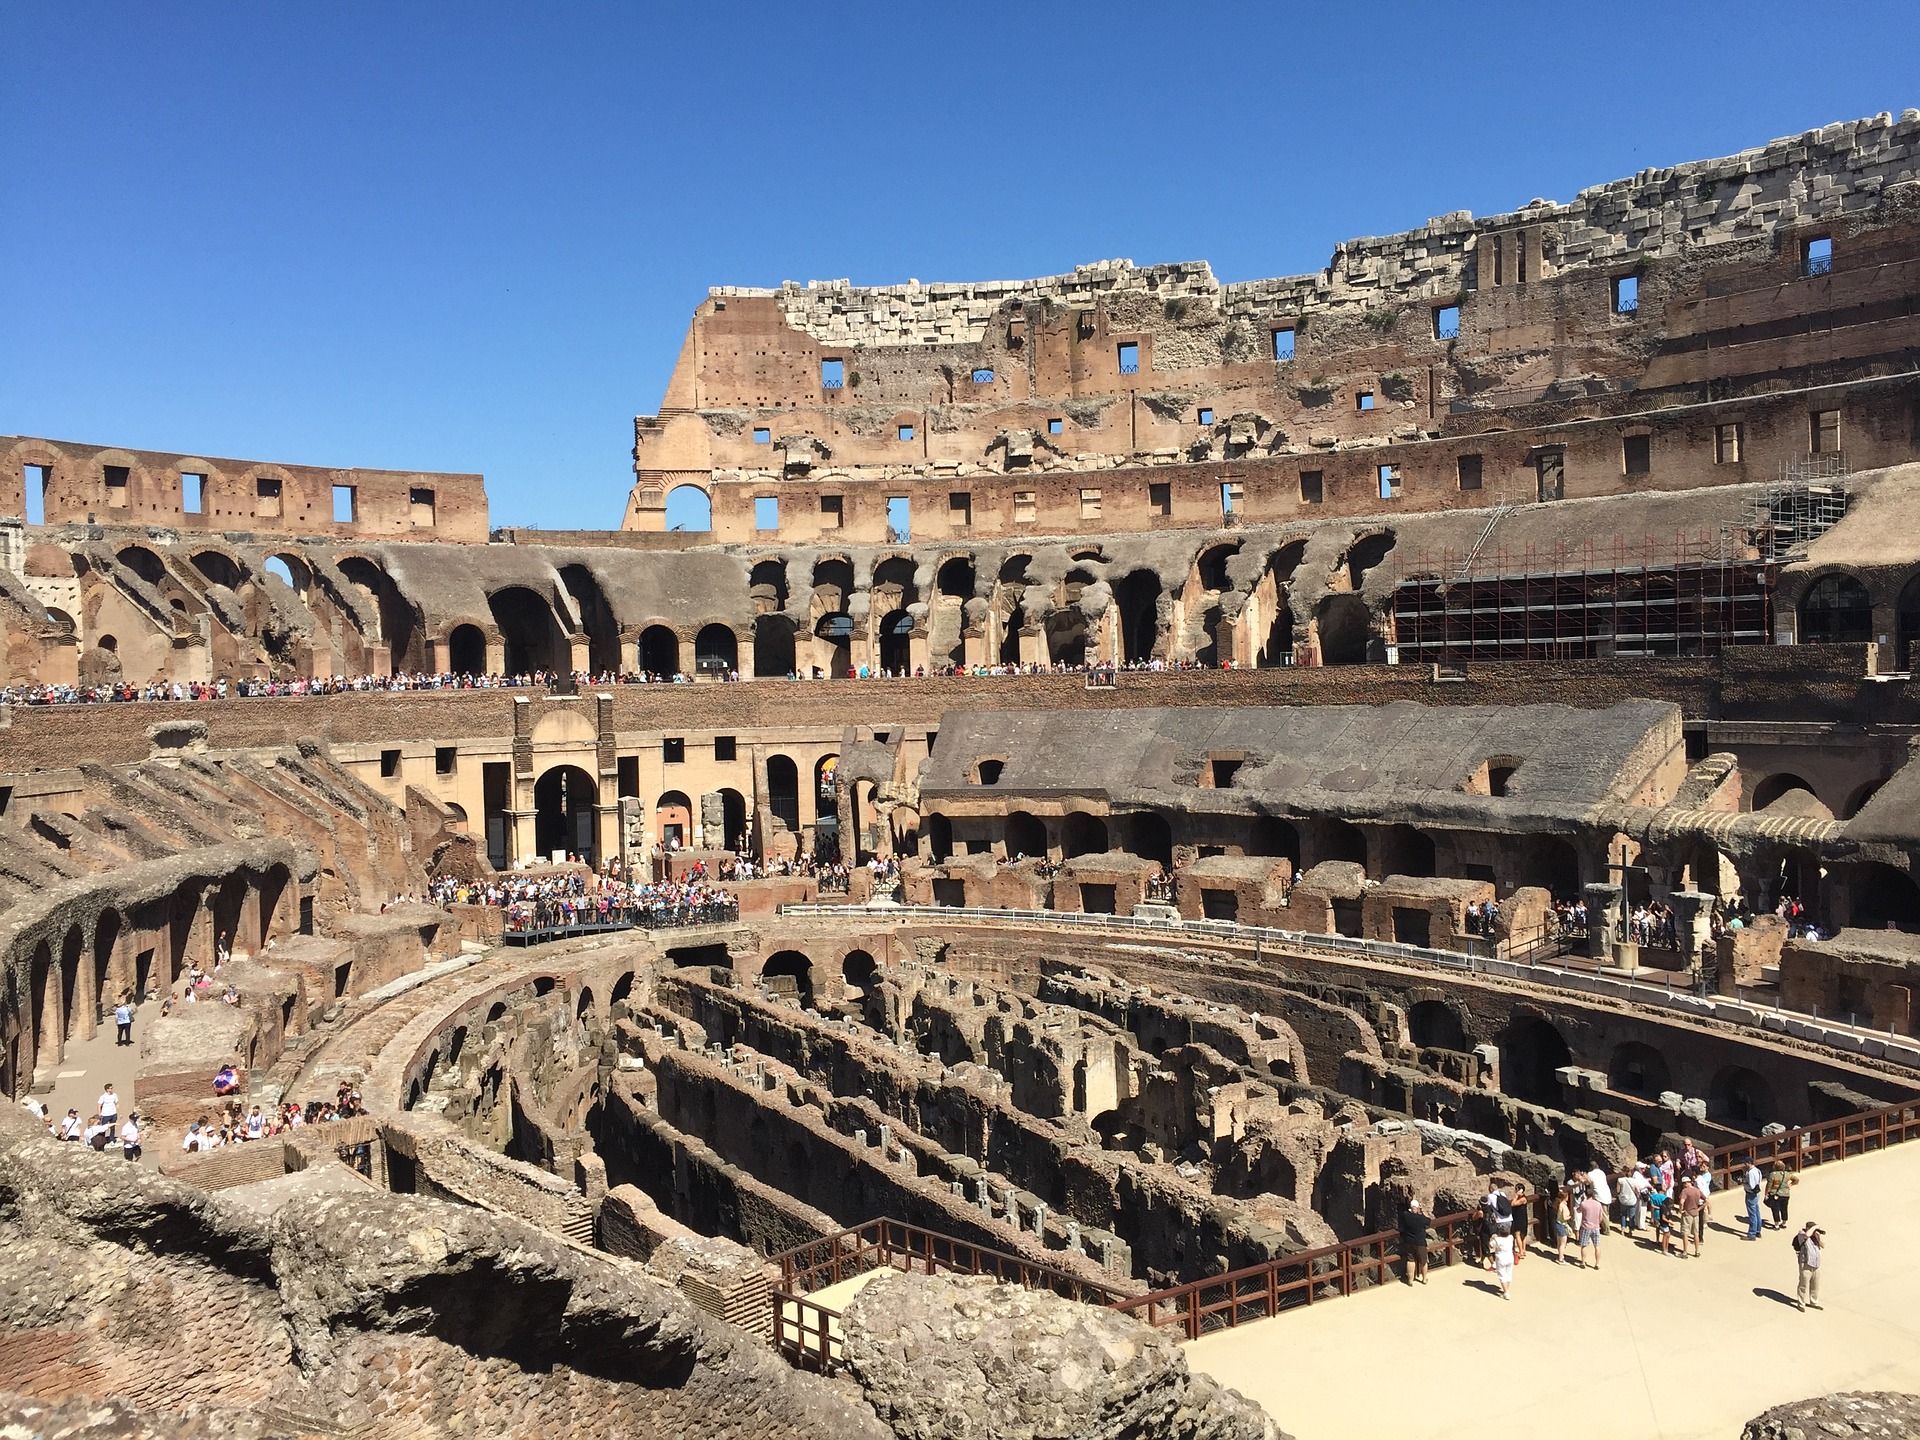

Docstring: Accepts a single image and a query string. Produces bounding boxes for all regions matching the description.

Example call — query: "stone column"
[1668,889,1714,973]
[1584,882,1623,965]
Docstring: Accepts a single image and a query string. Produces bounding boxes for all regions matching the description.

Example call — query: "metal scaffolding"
[1747,459,1851,562]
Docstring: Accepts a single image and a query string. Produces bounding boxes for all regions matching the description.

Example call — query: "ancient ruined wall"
[628,113,1920,543]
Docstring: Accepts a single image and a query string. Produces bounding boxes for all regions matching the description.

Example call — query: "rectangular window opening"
[1047,417,1064,435]
[1272,328,1295,361]
[435,746,457,776]
[1116,341,1139,375]
[948,491,972,527]
[1149,481,1172,517]
[1456,454,1483,491]
[1198,407,1214,426]
[754,496,779,531]
[1014,490,1037,524]
[1811,409,1841,455]
[663,737,685,764]
[971,368,994,384]
[752,426,771,444]
[1377,463,1402,499]
[886,495,910,543]
[254,476,282,518]
[332,485,357,524]
[180,472,204,514]
[24,464,50,524]
[819,494,843,527]
[1433,305,1460,340]
[1623,433,1652,476]
[1715,422,1744,465]
[1803,237,1832,277]
[1613,274,1639,314]
[821,358,845,389]
[1356,391,1375,412]
[103,464,129,508]
[409,486,435,527]
[898,424,915,441]
[1220,481,1243,516]
[1079,488,1102,520]
[1210,757,1242,788]
[379,748,401,779]
[1299,470,1324,504]
[714,736,737,762]
[617,755,640,797]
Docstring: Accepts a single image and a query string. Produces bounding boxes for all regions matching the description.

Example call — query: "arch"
[814,612,854,677]
[761,950,815,1007]
[638,625,680,677]
[93,910,121,1017]
[877,609,914,673]
[1259,601,1295,668]
[340,556,425,670]
[447,624,486,675]
[1898,571,1920,671]
[1061,812,1109,859]
[694,623,737,677]
[1114,570,1161,663]
[1247,816,1301,865]
[58,925,83,1046]
[486,1001,509,1025]
[1345,530,1397,589]
[842,949,878,988]
[1315,594,1371,664]
[487,586,568,675]
[1842,778,1885,820]
[610,972,636,1009]
[190,550,245,590]
[1520,835,1582,898]
[937,555,976,598]
[716,788,749,852]
[1045,608,1088,667]
[1196,542,1240,593]
[1607,1041,1671,1098]
[116,545,168,585]
[1850,862,1920,932]
[1750,772,1819,813]
[1317,818,1368,867]
[560,564,622,673]
[1798,573,1871,645]
[1500,1015,1572,1106]
[1378,825,1437,879]
[766,755,800,833]
[753,614,796,677]
[27,942,52,1080]
[666,484,713,532]
[749,558,790,611]
[1125,811,1173,868]
[533,765,599,863]
[656,790,693,848]
[264,554,306,592]
[1408,1000,1469,1051]
[576,987,596,1020]
[1005,810,1047,861]
[1708,1065,1776,1128]
[873,555,918,604]
[926,812,953,862]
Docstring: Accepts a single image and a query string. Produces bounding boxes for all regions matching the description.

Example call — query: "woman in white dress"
[1488,1229,1515,1299]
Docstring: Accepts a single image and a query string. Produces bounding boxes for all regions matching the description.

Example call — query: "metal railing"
[1709,1099,1920,1188]
[1111,1198,1531,1341]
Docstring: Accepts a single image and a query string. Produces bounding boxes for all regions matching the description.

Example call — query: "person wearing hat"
[58,1108,83,1142]
[119,1112,141,1163]
[1793,1221,1825,1311]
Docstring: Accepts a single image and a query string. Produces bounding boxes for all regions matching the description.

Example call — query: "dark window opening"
[1811,409,1841,455]
[1488,765,1516,797]
[949,492,972,526]
[1457,454,1483,490]
[435,746,457,776]
[617,755,640,797]
[714,736,737,762]
[409,487,435,526]
[103,465,130,509]
[1080,883,1117,915]
[1623,433,1652,475]
[1201,889,1239,921]
[976,760,1004,786]
[1211,757,1242,788]
[380,749,401,778]
[1300,470,1324,504]
[663,737,685,764]
[1149,482,1172,516]
[820,494,843,527]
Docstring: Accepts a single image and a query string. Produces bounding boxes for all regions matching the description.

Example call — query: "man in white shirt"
[59,1109,83,1142]
[96,1085,118,1125]
[1744,1161,1765,1239]
[1586,1165,1613,1230]
[119,1113,141,1163]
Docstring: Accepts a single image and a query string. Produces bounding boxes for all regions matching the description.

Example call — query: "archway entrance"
[754,615,796,677]
[534,766,599,863]
[488,587,568,675]
[1061,812,1109,859]
[761,951,815,1007]
[1501,1016,1572,1105]
[447,624,486,676]
[694,624,737,678]
[639,625,679,677]
[767,755,801,836]
[878,610,914,673]
[657,791,692,849]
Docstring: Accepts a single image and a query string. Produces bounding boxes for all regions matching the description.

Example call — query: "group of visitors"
[1462,899,1501,937]
[430,864,738,934]
[27,1084,141,1162]
[1622,901,1680,949]
[715,852,852,892]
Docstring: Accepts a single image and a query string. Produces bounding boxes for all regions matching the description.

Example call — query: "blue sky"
[4,2,1917,532]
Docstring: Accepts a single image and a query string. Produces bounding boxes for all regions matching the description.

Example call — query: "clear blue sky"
[4,3,1916,531]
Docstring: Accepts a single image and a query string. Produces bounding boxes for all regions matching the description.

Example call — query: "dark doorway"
[639,625,679,677]
[767,755,801,834]
[447,624,486,676]
[488,587,568,674]
[534,766,598,862]
[1502,1016,1572,1105]
[1061,813,1109,858]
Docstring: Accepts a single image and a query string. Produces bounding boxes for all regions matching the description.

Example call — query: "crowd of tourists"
[715,851,851,892]
[429,861,738,934]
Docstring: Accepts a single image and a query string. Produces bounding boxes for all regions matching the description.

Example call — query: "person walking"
[1742,1159,1765,1240]
[114,998,134,1047]
[1766,1165,1798,1230]
[1793,1222,1824,1311]
[1398,1197,1431,1285]
[1552,1185,1574,1264]
[96,1084,118,1127]
[1487,1226,1516,1299]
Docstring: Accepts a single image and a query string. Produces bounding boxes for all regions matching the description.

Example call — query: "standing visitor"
[119,1112,141,1163]
[1743,1160,1766,1239]
[96,1085,118,1127]
[115,998,134,1046]
[1678,1173,1705,1258]
[1766,1165,1798,1230]
[1487,1225,1515,1299]
[1398,1197,1430,1285]
[1552,1184,1574,1264]
[1793,1222,1824,1311]
[1576,1188,1605,1270]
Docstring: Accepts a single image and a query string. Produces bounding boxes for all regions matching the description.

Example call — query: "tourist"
[214,1064,241,1096]
[1397,1196,1430,1284]
[115,997,134,1046]
[1486,1223,1516,1299]
[1678,1173,1705,1258]
[1792,1222,1825,1311]
[84,1115,114,1151]
[1584,1161,1614,1231]
[182,1120,211,1153]
[96,1084,118,1126]
[1551,1184,1574,1264]
[1576,1187,1605,1270]
[245,1106,266,1141]
[1766,1165,1798,1229]
[1742,1159,1766,1239]
[119,1112,142,1163]
[1694,1164,1714,1248]
[58,1108,83,1142]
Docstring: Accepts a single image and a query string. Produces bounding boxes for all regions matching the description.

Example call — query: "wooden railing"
[1708,1099,1920,1186]
[773,1216,1128,1306]
[1110,1199,1536,1342]
[771,1290,842,1373]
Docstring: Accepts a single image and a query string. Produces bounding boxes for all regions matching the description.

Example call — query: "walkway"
[36,1000,154,1167]
[1184,1142,1920,1440]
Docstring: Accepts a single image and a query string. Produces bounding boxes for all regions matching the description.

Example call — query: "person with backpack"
[1742,1160,1765,1239]
[1766,1165,1798,1229]
[1793,1222,1824,1310]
